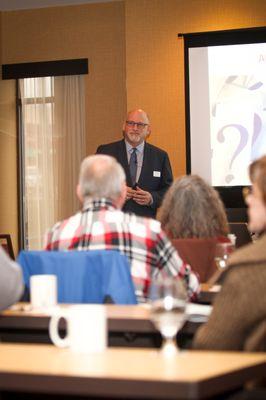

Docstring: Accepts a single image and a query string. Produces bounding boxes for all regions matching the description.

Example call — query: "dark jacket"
[96,139,173,218]
[193,234,266,351]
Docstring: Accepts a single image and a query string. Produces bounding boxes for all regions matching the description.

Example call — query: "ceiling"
[0,0,117,11]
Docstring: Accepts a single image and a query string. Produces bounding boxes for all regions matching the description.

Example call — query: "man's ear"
[76,184,83,203]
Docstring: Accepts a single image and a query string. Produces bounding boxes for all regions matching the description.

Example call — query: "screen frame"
[181,26,266,209]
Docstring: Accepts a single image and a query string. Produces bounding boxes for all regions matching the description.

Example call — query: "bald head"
[123,109,151,147]
[126,109,150,124]
[78,155,126,205]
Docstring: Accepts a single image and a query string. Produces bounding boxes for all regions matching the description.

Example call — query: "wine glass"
[214,243,235,270]
[149,277,188,356]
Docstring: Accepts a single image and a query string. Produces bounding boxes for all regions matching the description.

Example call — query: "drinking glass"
[214,243,235,270]
[149,277,188,356]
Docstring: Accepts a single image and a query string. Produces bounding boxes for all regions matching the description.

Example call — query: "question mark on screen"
[251,113,262,148]
[217,124,249,184]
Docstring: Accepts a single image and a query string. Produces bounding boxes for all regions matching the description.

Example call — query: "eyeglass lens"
[126,121,147,129]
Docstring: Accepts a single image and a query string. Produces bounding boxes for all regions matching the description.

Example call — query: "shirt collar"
[125,139,145,154]
[83,198,118,212]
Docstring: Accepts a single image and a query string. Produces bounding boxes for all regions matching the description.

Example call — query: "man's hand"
[126,186,136,201]
[132,186,152,206]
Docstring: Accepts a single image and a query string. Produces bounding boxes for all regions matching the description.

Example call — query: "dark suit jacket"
[96,140,173,218]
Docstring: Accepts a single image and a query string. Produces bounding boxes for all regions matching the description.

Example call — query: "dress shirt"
[125,140,144,183]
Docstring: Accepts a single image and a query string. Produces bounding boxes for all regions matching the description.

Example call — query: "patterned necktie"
[129,148,137,186]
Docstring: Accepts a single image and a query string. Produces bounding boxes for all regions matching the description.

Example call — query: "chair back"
[228,223,252,248]
[0,234,15,260]
[17,250,137,304]
[171,238,217,283]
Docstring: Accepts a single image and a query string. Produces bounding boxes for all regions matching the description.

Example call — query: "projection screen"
[183,27,266,207]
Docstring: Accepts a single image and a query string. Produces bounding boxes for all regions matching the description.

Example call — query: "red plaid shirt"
[44,199,199,302]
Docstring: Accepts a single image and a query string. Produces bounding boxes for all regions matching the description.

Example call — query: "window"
[19,75,86,249]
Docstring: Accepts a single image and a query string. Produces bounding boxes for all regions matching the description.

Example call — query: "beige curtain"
[20,75,86,250]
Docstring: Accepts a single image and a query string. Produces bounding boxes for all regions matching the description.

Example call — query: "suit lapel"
[138,142,151,186]
[117,140,132,185]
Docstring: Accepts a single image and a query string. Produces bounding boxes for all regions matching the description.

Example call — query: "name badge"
[153,171,161,178]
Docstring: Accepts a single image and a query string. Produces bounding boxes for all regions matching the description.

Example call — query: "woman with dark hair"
[193,155,266,351]
[158,175,229,282]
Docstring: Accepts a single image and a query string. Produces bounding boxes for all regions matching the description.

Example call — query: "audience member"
[96,109,173,218]
[159,174,229,240]
[158,175,229,281]
[193,156,266,351]
[44,155,199,303]
[0,247,24,310]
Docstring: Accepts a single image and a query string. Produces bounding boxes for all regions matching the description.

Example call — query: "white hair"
[79,154,125,201]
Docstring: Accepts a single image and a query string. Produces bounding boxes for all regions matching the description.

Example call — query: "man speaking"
[96,109,173,218]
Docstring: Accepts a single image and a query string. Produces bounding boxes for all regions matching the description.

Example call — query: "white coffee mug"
[30,274,57,309]
[49,305,107,353]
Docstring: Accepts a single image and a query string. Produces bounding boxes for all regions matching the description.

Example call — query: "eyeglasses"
[126,120,148,129]
[242,186,252,200]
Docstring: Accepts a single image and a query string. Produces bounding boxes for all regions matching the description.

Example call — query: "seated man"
[0,247,24,310]
[44,154,199,303]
